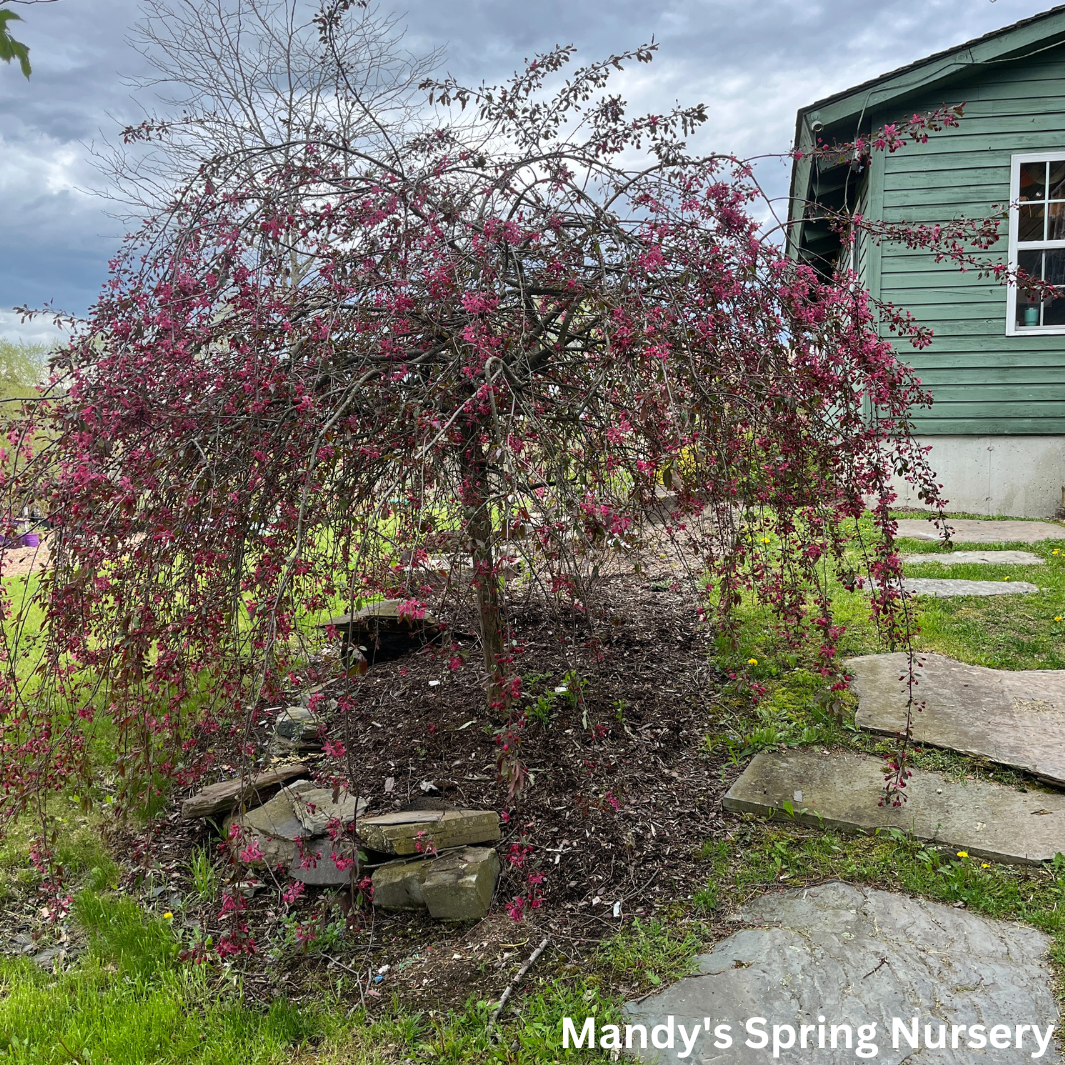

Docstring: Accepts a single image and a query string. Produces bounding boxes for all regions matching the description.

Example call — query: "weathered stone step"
[358,808,500,856]
[623,882,1058,1064]
[903,577,1040,597]
[896,517,1065,543]
[849,653,1065,786]
[181,762,310,819]
[723,749,1065,864]
[901,550,1044,566]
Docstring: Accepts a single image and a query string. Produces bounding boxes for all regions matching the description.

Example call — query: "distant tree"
[0,338,47,402]
[93,0,440,221]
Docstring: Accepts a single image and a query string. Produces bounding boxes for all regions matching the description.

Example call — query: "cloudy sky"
[0,0,1053,344]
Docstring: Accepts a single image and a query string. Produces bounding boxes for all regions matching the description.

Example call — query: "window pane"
[1045,249,1065,285]
[1050,162,1065,200]
[1018,249,1042,276]
[1019,203,1046,241]
[1017,250,1043,327]
[1044,290,1065,326]
[1048,202,1065,241]
[1020,161,1048,201]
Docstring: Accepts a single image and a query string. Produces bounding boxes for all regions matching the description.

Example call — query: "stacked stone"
[362,809,502,921]
[180,703,504,915]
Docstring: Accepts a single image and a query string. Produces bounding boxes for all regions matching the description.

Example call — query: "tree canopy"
[0,6,958,837]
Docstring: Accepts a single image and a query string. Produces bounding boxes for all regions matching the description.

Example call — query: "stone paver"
[180,762,309,819]
[358,808,500,856]
[903,577,1040,597]
[901,550,1044,566]
[896,518,1065,543]
[849,653,1065,786]
[722,749,1065,864]
[623,882,1058,1063]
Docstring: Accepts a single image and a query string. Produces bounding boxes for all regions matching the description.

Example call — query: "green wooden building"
[789,6,1065,517]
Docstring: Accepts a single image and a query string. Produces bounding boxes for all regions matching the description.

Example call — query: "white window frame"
[1006,150,1065,336]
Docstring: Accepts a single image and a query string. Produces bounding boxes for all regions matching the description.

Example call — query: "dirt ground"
[0,536,50,579]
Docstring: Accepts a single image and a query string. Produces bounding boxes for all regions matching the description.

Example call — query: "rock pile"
[180,707,504,915]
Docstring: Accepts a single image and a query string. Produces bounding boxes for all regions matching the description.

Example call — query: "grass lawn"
[1,514,1063,1062]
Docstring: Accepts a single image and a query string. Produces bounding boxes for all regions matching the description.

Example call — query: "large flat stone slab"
[849,653,1065,786]
[896,518,1065,543]
[723,749,1065,864]
[901,550,1044,566]
[358,808,500,856]
[292,787,366,835]
[623,882,1058,1063]
[223,780,316,866]
[289,838,359,885]
[903,577,1039,597]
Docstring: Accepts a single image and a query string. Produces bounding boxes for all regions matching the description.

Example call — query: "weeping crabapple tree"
[0,32,967,851]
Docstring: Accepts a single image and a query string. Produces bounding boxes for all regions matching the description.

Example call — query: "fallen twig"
[488,936,550,1040]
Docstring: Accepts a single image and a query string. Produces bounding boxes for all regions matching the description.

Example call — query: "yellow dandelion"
[163,912,173,920]
[981,863,990,869]
[760,537,771,544]
[956,851,968,858]
[1054,549,1061,555]
[1055,617,1063,623]
[748,658,758,665]
[1003,576,1010,581]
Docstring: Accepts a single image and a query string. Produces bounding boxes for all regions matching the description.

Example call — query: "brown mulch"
[128,552,751,1014]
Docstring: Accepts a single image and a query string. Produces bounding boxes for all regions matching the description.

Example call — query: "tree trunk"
[459,438,504,679]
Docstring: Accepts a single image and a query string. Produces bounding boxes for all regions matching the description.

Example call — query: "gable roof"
[787,6,1065,268]
[795,5,1065,141]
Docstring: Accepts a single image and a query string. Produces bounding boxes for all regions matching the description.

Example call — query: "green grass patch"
[0,888,337,1065]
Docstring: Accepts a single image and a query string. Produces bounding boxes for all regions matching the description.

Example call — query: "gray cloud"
[0,0,1050,341]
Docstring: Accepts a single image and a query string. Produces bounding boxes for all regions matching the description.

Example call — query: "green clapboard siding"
[868,44,1065,434]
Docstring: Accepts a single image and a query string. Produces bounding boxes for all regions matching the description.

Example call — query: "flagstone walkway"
[895,518,1065,543]
[623,519,1065,1059]
[902,577,1040,597]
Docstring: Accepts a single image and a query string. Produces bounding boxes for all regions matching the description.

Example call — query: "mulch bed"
[9,538,754,1017]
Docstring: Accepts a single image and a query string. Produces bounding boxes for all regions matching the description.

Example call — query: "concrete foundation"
[892,435,1065,518]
